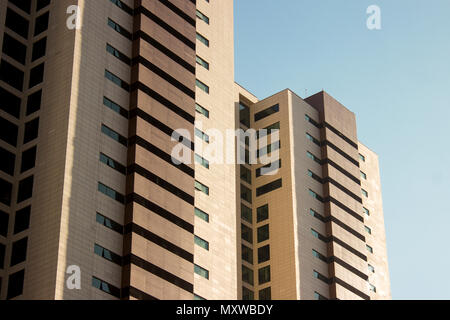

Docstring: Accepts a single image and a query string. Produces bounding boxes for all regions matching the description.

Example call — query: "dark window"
[100,153,126,174]
[241,224,252,244]
[0,243,5,269]
[257,122,280,139]
[242,287,254,300]
[0,146,16,176]
[14,206,31,234]
[241,184,252,203]
[106,44,131,65]
[101,124,127,146]
[9,0,32,13]
[257,204,269,223]
[0,178,13,206]
[17,176,34,203]
[0,59,24,91]
[109,0,133,15]
[26,90,42,115]
[257,225,269,243]
[196,32,209,47]
[196,79,209,94]
[0,210,9,237]
[98,182,125,204]
[107,18,132,39]
[257,141,280,158]
[256,160,281,177]
[96,213,123,234]
[255,104,279,122]
[259,287,271,300]
[241,204,252,223]
[5,8,29,39]
[21,146,37,173]
[2,33,27,64]
[0,116,19,146]
[36,0,51,11]
[242,244,253,264]
[258,245,270,263]
[0,86,21,118]
[92,276,120,298]
[195,180,209,195]
[103,97,128,118]
[24,117,39,144]
[94,244,122,265]
[242,265,253,285]
[256,179,282,197]
[7,269,25,299]
[10,237,28,266]
[240,165,251,184]
[32,37,47,61]
[258,265,271,285]
[29,63,45,88]
[239,102,250,127]
[194,264,209,279]
[105,70,129,91]
[34,11,50,36]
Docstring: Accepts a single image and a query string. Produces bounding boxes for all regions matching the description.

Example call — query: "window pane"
[257,225,269,243]
[258,266,271,285]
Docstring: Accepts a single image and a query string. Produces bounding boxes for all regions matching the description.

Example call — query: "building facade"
[0,0,390,300]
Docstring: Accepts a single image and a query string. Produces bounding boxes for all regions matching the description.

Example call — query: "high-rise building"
[0,0,390,300]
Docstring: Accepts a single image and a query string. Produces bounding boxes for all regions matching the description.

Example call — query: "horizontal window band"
[125,286,159,300]
[330,256,368,281]
[127,163,194,205]
[324,122,359,150]
[131,82,195,124]
[134,6,196,50]
[157,0,196,26]
[323,158,361,185]
[134,31,195,74]
[334,277,370,300]
[126,193,194,233]
[132,56,195,99]
[129,136,194,177]
[314,231,367,261]
[310,209,365,242]
[322,140,359,167]
[309,171,362,203]
[124,254,194,293]
[125,223,193,263]
[324,196,365,222]
[129,108,194,151]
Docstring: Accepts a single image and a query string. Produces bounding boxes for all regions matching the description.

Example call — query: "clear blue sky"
[234,0,450,300]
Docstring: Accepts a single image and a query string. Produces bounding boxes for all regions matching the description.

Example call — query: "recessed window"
[258,245,270,264]
[2,33,27,64]
[242,265,253,285]
[306,133,321,146]
[307,151,321,164]
[312,249,327,263]
[106,43,131,65]
[7,269,25,300]
[259,287,271,300]
[0,86,21,118]
[32,37,47,61]
[368,264,375,273]
[194,235,209,251]
[254,104,279,122]
[195,207,209,223]
[103,96,128,118]
[98,182,125,204]
[195,154,209,169]
[242,287,254,300]
[311,229,319,239]
[23,117,40,144]
[0,116,19,147]
[241,224,253,244]
[101,124,127,146]
[92,276,120,298]
[363,207,370,216]
[196,10,209,24]
[359,154,366,162]
[195,103,209,118]
[94,244,122,265]
[241,184,252,203]
[21,146,37,173]
[369,284,376,293]
[195,180,209,195]
[196,79,209,94]
[9,0,32,13]
[365,226,372,235]
[105,70,130,91]
[0,146,16,176]
[195,128,210,143]
[0,59,24,91]
[100,153,126,174]
[239,102,250,127]
[0,243,5,269]
[314,292,328,300]
[258,265,271,285]
[257,141,280,158]
[196,55,209,70]
[194,294,206,300]
[26,90,42,115]
[14,206,31,234]
[242,244,253,264]
[362,189,369,198]
[108,18,132,39]
[241,204,252,223]
[196,32,209,47]
[5,8,29,39]
[258,122,280,139]
[29,63,45,88]
[257,225,269,243]
[96,212,123,234]
[0,178,13,206]
[36,0,51,12]
[240,165,251,184]
[17,176,34,203]
[366,244,373,254]
[360,171,367,180]
[256,179,282,197]
[10,237,28,266]
[194,264,209,279]
[34,11,49,36]
[257,204,269,223]
[0,210,9,237]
